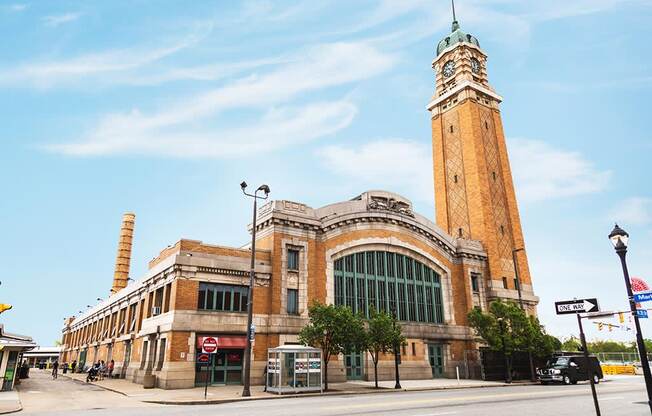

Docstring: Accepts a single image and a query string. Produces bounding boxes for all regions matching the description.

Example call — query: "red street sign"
[202,336,218,354]
[197,353,210,363]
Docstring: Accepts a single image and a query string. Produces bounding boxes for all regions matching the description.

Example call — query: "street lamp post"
[240,181,270,398]
[391,307,401,389]
[609,224,652,413]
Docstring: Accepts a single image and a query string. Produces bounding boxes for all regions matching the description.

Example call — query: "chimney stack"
[111,213,135,295]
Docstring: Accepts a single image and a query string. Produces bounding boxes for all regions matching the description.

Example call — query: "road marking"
[326,386,639,411]
[411,412,458,416]
[599,396,624,401]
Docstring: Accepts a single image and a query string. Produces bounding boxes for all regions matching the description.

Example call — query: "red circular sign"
[202,337,218,353]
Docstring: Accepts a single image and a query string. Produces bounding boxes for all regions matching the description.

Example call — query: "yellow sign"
[0,304,12,314]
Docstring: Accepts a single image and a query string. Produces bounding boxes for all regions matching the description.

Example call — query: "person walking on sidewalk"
[71,360,77,373]
[51,360,59,379]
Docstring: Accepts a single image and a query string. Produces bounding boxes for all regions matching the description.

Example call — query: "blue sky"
[1,0,651,346]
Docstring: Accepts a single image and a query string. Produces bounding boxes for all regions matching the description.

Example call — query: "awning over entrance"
[196,335,246,349]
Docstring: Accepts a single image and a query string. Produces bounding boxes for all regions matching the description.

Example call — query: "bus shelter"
[266,345,322,394]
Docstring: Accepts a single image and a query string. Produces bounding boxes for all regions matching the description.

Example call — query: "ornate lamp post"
[609,224,652,413]
[240,181,270,397]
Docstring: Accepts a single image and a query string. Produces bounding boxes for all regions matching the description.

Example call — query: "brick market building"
[60,17,538,389]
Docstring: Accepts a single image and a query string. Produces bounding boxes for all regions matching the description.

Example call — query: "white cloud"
[0,23,212,88]
[610,197,652,226]
[508,138,611,202]
[48,42,394,158]
[50,100,357,158]
[318,139,433,202]
[7,3,27,12]
[42,12,82,27]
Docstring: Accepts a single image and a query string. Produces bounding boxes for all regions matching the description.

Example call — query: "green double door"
[345,352,364,380]
[197,349,244,385]
[428,344,444,378]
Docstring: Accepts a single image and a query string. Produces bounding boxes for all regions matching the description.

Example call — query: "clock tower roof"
[436,20,480,57]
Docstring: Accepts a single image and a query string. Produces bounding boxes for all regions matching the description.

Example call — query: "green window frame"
[288,249,300,271]
[287,288,299,315]
[334,251,444,323]
[197,283,248,312]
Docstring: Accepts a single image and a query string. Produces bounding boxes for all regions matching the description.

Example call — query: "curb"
[144,381,541,406]
[60,374,539,406]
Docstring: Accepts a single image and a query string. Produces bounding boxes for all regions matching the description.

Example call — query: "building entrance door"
[428,344,444,378]
[345,352,364,380]
[212,349,244,385]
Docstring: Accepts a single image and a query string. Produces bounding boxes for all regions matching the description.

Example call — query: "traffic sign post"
[556,298,601,416]
[637,310,649,319]
[201,337,218,400]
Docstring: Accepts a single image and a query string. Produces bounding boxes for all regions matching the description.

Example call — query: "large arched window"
[334,251,444,323]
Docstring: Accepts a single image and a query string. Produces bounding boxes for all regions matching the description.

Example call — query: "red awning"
[196,335,247,349]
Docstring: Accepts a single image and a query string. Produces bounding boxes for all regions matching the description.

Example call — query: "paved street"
[15,371,651,416]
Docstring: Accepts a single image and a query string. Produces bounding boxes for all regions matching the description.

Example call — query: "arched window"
[334,251,444,324]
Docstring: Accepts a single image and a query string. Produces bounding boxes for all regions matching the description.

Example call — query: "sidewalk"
[0,391,21,415]
[61,371,531,405]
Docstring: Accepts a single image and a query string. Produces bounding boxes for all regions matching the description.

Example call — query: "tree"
[364,308,405,388]
[468,300,530,383]
[298,302,366,390]
[561,336,581,352]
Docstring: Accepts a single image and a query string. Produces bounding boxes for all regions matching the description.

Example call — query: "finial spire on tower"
[451,0,460,32]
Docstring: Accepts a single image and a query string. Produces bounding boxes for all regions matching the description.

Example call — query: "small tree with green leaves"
[468,300,530,382]
[364,308,405,388]
[298,302,366,390]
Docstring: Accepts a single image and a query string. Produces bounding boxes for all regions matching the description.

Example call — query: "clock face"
[442,60,455,78]
[471,58,481,74]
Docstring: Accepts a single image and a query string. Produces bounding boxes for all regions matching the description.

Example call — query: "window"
[458,228,463,237]
[287,289,298,315]
[156,338,166,371]
[449,125,454,133]
[197,283,248,312]
[502,276,509,289]
[140,340,148,370]
[412,342,416,355]
[163,283,171,313]
[471,274,480,293]
[334,251,444,323]
[288,249,300,271]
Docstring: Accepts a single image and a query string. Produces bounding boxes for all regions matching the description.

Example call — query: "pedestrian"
[71,360,77,373]
[51,360,59,379]
[107,360,114,379]
[99,360,106,380]
[62,362,68,374]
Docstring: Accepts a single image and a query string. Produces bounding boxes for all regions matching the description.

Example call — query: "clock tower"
[429,17,537,310]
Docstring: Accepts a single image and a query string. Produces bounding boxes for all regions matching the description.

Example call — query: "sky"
[1,0,651,347]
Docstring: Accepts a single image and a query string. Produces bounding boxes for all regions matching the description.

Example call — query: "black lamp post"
[391,307,401,389]
[240,181,270,398]
[609,224,652,413]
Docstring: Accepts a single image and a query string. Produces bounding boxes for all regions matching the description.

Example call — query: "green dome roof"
[436,21,480,56]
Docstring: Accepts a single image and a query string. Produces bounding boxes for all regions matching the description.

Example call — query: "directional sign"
[634,292,652,303]
[555,298,600,315]
[197,353,210,363]
[637,309,648,319]
[202,337,218,354]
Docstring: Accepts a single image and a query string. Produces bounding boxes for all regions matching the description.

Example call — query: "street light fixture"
[609,224,652,413]
[240,181,270,398]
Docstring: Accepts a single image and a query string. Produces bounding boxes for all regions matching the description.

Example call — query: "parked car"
[537,355,603,385]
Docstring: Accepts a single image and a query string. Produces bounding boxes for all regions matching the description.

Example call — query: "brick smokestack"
[111,213,135,294]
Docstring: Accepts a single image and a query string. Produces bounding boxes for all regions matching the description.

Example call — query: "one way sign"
[555,298,600,315]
